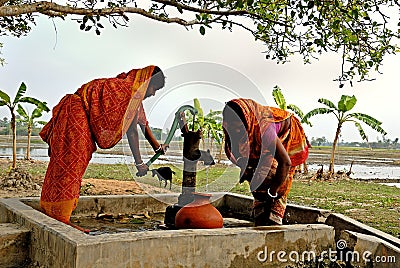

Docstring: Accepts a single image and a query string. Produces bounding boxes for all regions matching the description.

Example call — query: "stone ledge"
[0,223,30,268]
[326,213,400,249]
[340,230,400,268]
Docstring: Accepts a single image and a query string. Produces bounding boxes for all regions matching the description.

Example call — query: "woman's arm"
[141,124,168,154]
[250,137,291,194]
[127,115,149,176]
[268,138,291,195]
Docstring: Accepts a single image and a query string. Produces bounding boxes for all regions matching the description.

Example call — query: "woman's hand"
[135,163,149,177]
[156,144,169,155]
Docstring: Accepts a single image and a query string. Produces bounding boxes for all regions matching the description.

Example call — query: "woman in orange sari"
[223,99,309,226]
[39,66,167,232]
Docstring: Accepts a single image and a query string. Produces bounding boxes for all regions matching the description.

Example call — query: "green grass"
[289,179,400,237]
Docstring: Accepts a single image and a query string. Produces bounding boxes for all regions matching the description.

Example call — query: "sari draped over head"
[39,66,155,223]
[223,98,309,224]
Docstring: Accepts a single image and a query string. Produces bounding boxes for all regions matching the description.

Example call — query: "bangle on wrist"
[155,145,162,153]
[267,188,278,198]
[135,161,145,167]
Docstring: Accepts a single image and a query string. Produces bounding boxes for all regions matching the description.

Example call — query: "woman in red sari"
[39,66,167,232]
[222,99,309,226]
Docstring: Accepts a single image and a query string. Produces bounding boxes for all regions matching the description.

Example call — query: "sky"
[1,14,399,143]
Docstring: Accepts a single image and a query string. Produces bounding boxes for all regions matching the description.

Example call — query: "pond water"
[1,148,399,188]
[0,147,186,165]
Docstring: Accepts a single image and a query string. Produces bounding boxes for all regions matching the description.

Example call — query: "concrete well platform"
[0,192,398,267]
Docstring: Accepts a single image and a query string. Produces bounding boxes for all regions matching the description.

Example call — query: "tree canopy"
[1,0,400,83]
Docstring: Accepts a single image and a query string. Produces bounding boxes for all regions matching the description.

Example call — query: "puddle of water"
[70,212,166,235]
[70,212,253,235]
[307,163,400,180]
[380,183,400,189]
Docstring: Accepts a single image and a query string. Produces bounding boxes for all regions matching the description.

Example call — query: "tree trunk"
[11,111,17,169]
[26,125,31,160]
[328,125,341,177]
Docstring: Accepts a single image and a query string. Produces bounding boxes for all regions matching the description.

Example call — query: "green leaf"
[318,98,337,110]
[16,104,28,119]
[302,108,333,122]
[199,26,206,35]
[36,121,48,126]
[0,90,11,104]
[193,99,203,117]
[272,86,286,110]
[307,1,314,9]
[287,104,303,118]
[18,97,50,112]
[337,95,357,112]
[31,107,44,119]
[354,122,368,142]
[13,82,27,104]
[287,104,312,126]
[351,112,382,125]
[350,113,387,135]
[177,5,183,14]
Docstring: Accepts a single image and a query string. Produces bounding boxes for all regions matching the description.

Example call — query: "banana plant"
[303,95,386,177]
[0,82,49,168]
[17,104,48,160]
[186,99,223,147]
[272,85,312,127]
[272,85,311,173]
[185,99,224,162]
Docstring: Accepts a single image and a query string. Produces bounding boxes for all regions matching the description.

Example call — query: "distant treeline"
[0,117,184,141]
[310,136,400,149]
[0,116,42,136]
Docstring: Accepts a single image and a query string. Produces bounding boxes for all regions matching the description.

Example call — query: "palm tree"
[302,95,386,177]
[0,82,49,168]
[272,85,311,173]
[16,104,49,160]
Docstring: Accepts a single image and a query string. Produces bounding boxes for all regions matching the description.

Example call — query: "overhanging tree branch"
[0,0,399,84]
[0,2,195,25]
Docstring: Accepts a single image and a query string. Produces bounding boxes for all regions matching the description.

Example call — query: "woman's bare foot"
[68,222,90,234]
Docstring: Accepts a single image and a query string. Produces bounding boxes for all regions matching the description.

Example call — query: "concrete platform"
[0,223,30,268]
[0,192,399,267]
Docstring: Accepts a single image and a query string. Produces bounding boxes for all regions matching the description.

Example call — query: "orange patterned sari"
[39,66,155,223]
[224,99,309,224]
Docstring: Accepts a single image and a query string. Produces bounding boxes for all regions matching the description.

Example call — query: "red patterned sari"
[39,66,155,223]
[224,99,309,225]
